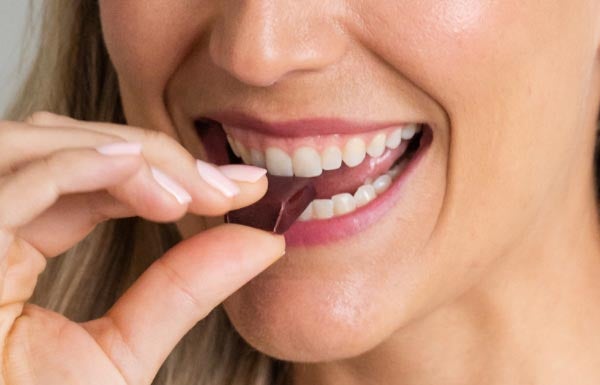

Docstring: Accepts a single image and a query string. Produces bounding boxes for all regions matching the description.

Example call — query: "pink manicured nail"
[150,167,192,205]
[96,142,143,155]
[196,160,240,198]
[219,164,267,183]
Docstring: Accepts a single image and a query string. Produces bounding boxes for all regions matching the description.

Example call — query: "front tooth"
[367,133,386,158]
[354,185,376,208]
[237,141,252,164]
[265,147,294,176]
[298,202,313,221]
[373,174,392,194]
[322,146,342,170]
[312,199,334,219]
[293,147,323,177]
[401,124,417,140]
[227,135,241,157]
[386,129,402,149]
[332,193,357,216]
[250,149,266,168]
[343,138,366,167]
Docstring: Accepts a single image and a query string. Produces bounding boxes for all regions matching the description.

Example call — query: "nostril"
[207,6,348,88]
[208,35,289,87]
[207,20,281,87]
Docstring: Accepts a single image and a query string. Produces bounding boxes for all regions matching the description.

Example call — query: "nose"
[208,0,348,87]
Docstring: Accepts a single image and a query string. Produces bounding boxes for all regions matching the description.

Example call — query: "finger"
[18,167,267,257]
[228,176,268,210]
[16,191,136,257]
[82,225,285,385]
[1,115,241,221]
[0,148,143,230]
[0,136,205,230]
[0,119,124,174]
[106,164,268,220]
[2,142,264,254]
[27,112,247,216]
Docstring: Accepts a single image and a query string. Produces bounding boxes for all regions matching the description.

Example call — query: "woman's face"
[99,0,600,361]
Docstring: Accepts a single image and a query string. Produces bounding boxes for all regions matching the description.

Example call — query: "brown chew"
[226,175,316,234]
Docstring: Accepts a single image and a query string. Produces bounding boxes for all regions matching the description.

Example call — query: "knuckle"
[155,259,207,315]
[36,156,62,191]
[0,122,21,168]
[40,154,59,175]
[142,129,188,154]
[83,193,112,224]
[5,306,88,383]
[0,120,17,140]
[24,111,57,125]
[40,151,81,189]
[4,306,61,381]
[4,314,35,381]
[86,317,142,383]
[142,129,173,146]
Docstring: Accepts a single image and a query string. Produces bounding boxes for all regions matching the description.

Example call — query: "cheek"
[223,266,393,361]
[366,0,594,217]
[98,1,211,114]
[360,0,528,104]
[355,0,598,322]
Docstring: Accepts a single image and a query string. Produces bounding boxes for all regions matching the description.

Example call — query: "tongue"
[312,140,409,198]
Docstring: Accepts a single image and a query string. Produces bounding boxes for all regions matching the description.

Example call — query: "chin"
[223,265,399,362]
[221,188,439,363]
[216,119,445,362]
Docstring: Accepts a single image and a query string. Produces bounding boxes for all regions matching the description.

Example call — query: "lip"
[202,110,413,137]
[195,111,433,246]
[284,126,433,247]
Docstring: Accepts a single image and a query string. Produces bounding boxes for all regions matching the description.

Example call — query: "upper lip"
[201,110,415,137]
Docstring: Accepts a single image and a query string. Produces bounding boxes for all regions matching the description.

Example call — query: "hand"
[0,112,285,385]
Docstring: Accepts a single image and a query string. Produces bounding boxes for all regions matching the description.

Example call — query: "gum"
[223,125,406,154]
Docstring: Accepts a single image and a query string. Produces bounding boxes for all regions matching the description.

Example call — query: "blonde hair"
[5,1,289,384]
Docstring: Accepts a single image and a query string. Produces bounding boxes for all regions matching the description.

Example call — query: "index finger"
[27,112,258,216]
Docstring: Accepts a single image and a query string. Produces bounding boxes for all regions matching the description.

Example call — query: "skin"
[0,113,285,385]
[1,0,599,384]
[0,112,285,384]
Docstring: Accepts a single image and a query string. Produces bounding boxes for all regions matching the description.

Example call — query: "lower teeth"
[298,158,409,221]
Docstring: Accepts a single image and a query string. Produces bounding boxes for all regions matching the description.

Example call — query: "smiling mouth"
[195,114,431,244]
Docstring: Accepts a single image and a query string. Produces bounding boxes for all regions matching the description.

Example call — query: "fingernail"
[96,142,143,156]
[150,167,192,205]
[218,164,267,183]
[196,160,240,198]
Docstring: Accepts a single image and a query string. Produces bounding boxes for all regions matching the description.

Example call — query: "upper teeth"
[225,124,421,177]
[293,146,323,177]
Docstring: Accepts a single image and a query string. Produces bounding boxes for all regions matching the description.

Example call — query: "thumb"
[82,224,285,385]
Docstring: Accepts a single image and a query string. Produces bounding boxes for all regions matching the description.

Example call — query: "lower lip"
[284,127,433,247]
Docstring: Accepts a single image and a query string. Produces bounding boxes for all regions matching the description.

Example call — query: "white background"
[0,1,37,116]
